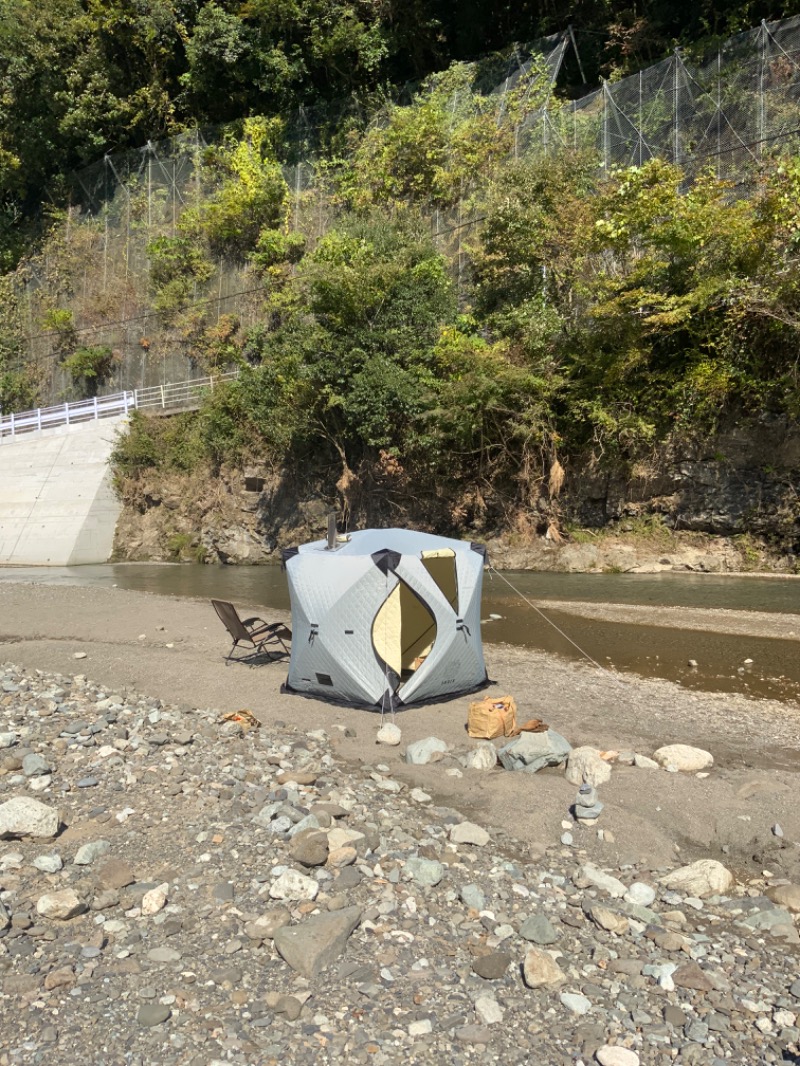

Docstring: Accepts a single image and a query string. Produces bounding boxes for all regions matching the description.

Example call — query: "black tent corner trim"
[281,546,299,570]
[371,548,402,574]
[470,542,488,562]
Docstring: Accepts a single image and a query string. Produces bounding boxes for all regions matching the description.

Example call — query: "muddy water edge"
[2,563,799,704]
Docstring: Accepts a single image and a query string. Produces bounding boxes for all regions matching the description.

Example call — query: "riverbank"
[1,582,800,1064]
[1,581,799,877]
[484,528,799,576]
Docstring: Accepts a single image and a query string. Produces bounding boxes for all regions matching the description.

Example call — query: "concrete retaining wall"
[0,417,126,565]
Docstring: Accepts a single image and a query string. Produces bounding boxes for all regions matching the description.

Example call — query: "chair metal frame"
[211,599,291,665]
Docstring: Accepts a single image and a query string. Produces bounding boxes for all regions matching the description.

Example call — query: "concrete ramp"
[0,416,126,565]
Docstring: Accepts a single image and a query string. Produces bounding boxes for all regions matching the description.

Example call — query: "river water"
[1,562,799,703]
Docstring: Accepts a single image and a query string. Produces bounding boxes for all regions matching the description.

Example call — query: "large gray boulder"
[658,859,733,898]
[405,736,448,765]
[653,744,713,772]
[565,746,612,786]
[273,906,362,978]
[498,730,572,773]
[0,797,59,839]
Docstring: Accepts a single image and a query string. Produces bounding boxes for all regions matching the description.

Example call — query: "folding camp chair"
[211,599,292,665]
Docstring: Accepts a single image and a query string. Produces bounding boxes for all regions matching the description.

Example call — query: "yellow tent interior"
[371,549,458,680]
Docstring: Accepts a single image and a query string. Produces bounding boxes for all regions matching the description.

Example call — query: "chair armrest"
[248,620,284,638]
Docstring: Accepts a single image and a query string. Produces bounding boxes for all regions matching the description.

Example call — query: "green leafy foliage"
[145,118,291,329]
[105,97,800,543]
[167,532,207,563]
[110,409,206,478]
[578,159,799,444]
[197,117,290,258]
[347,60,553,209]
[61,344,116,397]
[5,8,800,545]
[0,273,39,413]
[181,0,394,121]
[147,235,215,314]
[3,0,800,268]
[249,228,306,275]
[295,212,454,456]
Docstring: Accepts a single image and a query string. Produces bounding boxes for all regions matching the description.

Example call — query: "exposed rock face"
[565,416,800,542]
[110,416,799,570]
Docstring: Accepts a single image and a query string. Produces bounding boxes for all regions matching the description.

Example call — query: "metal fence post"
[673,49,680,165]
[721,49,725,179]
[64,403,70,426]
[759,20,767,159]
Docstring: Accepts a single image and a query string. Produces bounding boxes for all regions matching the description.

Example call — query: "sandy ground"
[2,581,800,884]
[542,599,800,640]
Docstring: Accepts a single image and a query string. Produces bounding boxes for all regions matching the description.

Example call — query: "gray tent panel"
[285,554,397,704]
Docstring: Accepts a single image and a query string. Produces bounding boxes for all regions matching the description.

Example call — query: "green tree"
[583,160,773,441]
[297,212,454,455]
[182,0,392,121]
[0,274,38,413]
[347,59,553,209]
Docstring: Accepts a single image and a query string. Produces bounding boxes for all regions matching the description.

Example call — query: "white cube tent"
[282,528,488,707]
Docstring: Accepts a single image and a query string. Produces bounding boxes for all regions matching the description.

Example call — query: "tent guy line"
[487,566,627,688]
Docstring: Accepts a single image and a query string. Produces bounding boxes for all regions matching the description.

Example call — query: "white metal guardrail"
[0,370,240,441]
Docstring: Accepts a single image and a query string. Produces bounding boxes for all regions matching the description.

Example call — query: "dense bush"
[109,105,800,530]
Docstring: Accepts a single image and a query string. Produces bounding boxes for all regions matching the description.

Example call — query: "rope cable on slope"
[488,565,627,688]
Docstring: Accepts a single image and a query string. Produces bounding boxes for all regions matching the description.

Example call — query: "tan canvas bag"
[467,696,519,739]
[467,695,548,740]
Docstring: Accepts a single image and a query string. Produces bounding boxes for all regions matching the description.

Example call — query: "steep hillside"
[3,13,800,568]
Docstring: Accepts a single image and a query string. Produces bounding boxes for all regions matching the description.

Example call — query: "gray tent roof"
[290,527,487,559]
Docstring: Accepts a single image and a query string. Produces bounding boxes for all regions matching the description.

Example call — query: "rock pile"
[0,663,799,1065]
